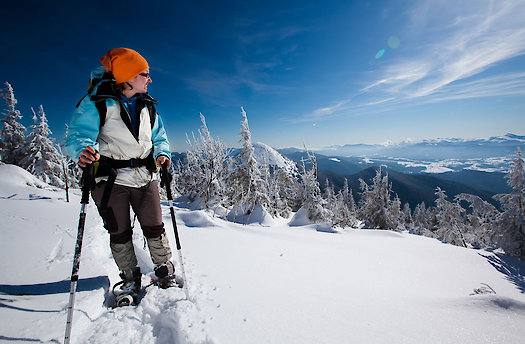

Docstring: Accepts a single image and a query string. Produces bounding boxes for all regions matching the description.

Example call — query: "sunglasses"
[139,72,150,78]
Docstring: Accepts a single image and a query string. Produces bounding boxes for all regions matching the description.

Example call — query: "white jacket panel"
[98,101,155,188]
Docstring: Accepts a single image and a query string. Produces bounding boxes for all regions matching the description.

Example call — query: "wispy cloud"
[365,0,525,101]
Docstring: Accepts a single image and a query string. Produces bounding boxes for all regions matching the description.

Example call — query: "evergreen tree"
[456,193,498,248]
[342,178,356,214]
[0,82,26,165]
[358,168,401,230]
[178,113,231,208]
[272,164,300,217]
[494,148,525,258]
[62,125,81,189]
[297,144,329,222]
[402,203,413,226]
[434,187,466,247]
[227,107,270,216]
[20,106,63,186]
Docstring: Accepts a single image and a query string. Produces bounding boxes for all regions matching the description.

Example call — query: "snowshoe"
[112,267,142,307]
[149,274,184,289]
[153,262,181,289]
[116,291,136,307]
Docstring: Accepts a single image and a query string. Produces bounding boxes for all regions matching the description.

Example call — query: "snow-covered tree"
[402,203,413,226]
[494,148,525,258]
[456,193,498,248]
[0,82,26,165]
[62,125,81,189]
[342,178,357,214]
[20,106,63,186]
[226,107,270,216]
[296,144,330,223]
[358,168,401,230]
[434,187,466,247]
[177,113,231,208]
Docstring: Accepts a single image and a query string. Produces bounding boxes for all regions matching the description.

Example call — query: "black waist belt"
[99,155,154,170]
[95,153,157,209]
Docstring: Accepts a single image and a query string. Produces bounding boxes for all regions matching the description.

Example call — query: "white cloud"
[366,0,525,101]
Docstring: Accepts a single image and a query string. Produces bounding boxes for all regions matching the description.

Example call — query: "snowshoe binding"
[152,262,183,289]
[113,267,142,307]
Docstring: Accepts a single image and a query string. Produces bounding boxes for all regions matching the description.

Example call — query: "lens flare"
[387,36,400,49]
[375,49,386,59]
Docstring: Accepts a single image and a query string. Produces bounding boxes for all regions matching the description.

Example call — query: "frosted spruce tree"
[226,107,270,220]
[62,125,81,189]
[342,178,357,214]
[433,187,466,247]
[358,168,402,230]
[20,106,63,187]
[456,193,498,249]
[0,82,26,165]
[494,148,525,258]
[177,113,231,208]
[296,144,329,223]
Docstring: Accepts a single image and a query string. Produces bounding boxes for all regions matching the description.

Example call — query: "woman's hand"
[156,155,171,170]
[78,146,100,167]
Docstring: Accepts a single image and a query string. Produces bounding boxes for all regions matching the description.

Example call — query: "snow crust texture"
[1,164,525,344]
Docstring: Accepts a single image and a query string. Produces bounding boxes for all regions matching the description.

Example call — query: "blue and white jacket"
[66,67,171,188]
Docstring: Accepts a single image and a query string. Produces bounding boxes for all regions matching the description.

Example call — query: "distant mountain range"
[310,133,525,160]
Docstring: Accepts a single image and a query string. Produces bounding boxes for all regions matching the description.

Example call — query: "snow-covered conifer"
[227,108,270,217]
[402,203,413,226]
[456,193,498,248]
[494,148,525,258]
[434,187,466,247]
[178,113,231,208]
[358,168,401,230]
[342,178,357,214]
[0,82,26,165]
[296,144,329,222]
[20,106,63,186]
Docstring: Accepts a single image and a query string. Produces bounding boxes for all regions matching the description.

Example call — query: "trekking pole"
[64,163,93,344]
[160,163,190,299]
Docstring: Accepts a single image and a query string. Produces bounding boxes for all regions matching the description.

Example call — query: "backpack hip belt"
[94,152,157,209]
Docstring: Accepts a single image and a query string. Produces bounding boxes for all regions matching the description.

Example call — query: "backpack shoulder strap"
[95,100,108,129]
[146,102,156,128]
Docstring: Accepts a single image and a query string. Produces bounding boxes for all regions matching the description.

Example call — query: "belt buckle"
[129,159,141,168]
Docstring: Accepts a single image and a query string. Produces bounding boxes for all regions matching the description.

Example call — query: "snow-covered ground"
[1,164,525,343]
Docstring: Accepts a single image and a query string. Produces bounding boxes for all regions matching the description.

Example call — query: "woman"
[66,48,174,303]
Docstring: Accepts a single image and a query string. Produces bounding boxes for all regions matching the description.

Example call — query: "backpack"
[76,66,157,130]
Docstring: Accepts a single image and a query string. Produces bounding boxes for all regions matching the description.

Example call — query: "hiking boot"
[119,266,142,294]
[154,261,175,289]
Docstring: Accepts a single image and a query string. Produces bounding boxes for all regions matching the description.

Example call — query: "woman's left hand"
[157,155,171,170]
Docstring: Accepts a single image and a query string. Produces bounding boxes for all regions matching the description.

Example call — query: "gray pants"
[92,180,172,273]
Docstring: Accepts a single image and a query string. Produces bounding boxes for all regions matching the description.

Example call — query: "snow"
[1,164,525,343]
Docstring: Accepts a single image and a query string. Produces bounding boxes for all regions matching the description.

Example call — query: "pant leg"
[91,182,138,271]
[130,181,173,266]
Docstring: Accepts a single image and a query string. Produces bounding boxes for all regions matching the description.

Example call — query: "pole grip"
[80,163,94,204]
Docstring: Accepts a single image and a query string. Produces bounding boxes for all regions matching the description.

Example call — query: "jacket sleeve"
[151,112,171,160]
[65,97,101,161]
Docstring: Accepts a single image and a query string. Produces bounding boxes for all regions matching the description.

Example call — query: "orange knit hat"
[100,48,149,84]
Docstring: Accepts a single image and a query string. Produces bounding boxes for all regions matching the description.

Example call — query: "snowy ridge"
[314,133,525,160]
[253,141,296,173]
[1,164,525,343]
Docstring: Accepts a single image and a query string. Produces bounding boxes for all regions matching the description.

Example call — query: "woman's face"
[127,70,152,94]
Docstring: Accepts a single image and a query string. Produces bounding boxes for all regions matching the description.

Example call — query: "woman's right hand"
[78,146,100,167]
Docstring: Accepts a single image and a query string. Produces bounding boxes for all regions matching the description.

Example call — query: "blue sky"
[1,0,524,152]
